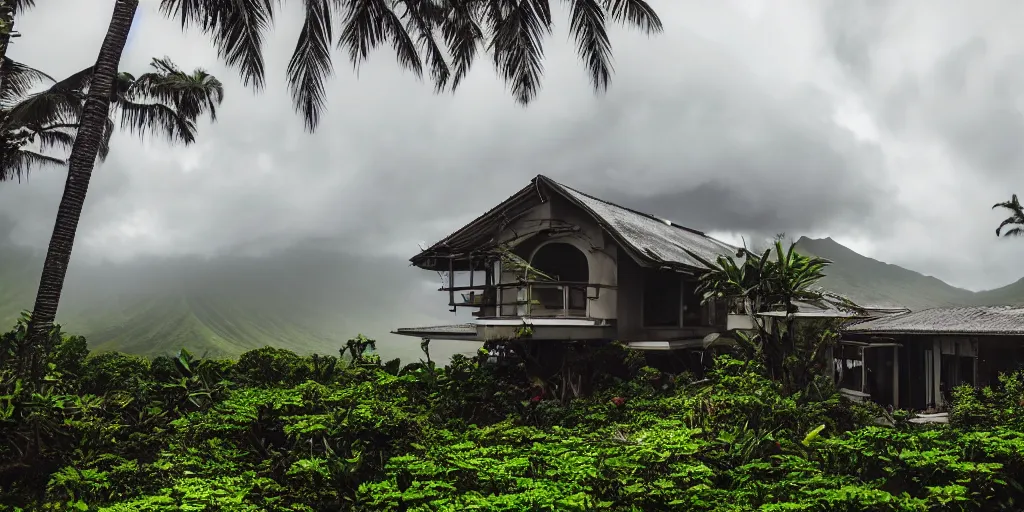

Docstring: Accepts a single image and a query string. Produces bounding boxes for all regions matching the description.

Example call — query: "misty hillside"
[0,237,471,363]
[794,237,978,309]
[795,236,1024,309]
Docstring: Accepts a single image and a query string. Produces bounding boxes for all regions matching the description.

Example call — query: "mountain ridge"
[794,236,1024,310]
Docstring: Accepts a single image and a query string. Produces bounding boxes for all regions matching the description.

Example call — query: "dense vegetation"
[3,317,1024,512]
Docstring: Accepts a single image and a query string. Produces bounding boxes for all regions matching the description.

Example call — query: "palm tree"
[994,194,1024,238]
[20,0,664,382]
[0,56,223,183]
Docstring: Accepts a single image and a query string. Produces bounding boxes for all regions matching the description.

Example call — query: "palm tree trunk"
[18,0,139,385]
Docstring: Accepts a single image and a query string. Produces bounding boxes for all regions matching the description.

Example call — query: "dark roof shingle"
[555,181,739,269]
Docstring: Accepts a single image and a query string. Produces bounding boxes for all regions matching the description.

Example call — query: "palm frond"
[117,99,196,145]
[0,58,54,107]
[3,87,82,129]
[128,58,224,123]
[339,0,424,77]
[0,149,64,183]
[568,0,612,92]
[399,0,450,91]
[286,0,334,132]
[997,225,1024,238]
[488,0,552,104]
[994,194,1024,237]
[10,0,36,11]
[601,0,662,33]
[51,66,96,94]
[992,194,1023,213]
[441,1,483,91]
[97,115,115,161]
[159,0,274,90]
[35,127,76,152]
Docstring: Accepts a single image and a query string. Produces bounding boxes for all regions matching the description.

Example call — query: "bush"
[3,326,1024,511]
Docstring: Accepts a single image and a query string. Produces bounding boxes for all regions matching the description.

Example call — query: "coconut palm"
[14,54,223,380]
[994,194,1024,238]
[0,56,223,183]
[20,0,664,382]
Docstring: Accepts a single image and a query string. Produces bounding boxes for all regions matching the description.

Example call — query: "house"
[393,175,904,352]
[394,175,749,351]
[840,306,1024,411]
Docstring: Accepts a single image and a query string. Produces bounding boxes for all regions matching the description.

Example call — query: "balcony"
[443,280,610,319]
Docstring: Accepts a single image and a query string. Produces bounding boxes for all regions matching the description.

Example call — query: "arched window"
[529,242,589,316]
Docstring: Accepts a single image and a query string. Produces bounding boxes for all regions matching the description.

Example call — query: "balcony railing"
[443,280,612,319]
[518,282,589,318]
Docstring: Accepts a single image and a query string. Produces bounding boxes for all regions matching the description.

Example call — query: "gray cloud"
[3,0,1024,298]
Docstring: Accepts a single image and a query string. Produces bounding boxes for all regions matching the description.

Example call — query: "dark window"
[643,270,681,327]
[682,280,706,326]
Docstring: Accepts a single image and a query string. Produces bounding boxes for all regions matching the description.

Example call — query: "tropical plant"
[20,0,666,386]
[687,239,861,390]
[5,322,1024,511]
[0,56,223,183]
[993,194,1024,238]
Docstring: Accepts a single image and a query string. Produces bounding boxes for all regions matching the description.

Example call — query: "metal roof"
[410,175,739,271]
[553,181,740,269]
[844,306,1024,335]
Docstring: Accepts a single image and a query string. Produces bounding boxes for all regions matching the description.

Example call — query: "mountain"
[795,236,1024,309]
[0,237,469,363]
[794,237,977,310]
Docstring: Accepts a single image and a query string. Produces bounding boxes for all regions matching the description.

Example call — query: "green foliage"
[689,239,860,392]
[2,324,1024,511]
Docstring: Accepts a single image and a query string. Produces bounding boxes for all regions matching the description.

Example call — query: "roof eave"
[408,177,549,264]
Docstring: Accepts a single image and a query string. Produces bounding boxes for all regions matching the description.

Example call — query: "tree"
[993,194,1024,238]
[688,240,861,392]
[0,56,223,183]
[20,0,664,384]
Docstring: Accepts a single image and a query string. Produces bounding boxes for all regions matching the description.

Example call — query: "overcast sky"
[3,0,1024,292]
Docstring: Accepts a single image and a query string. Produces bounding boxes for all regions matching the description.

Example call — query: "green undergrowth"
[2,326,1024,511]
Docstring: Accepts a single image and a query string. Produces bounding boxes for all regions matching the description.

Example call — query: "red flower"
[530,395,543,403]
[611,396,626,407]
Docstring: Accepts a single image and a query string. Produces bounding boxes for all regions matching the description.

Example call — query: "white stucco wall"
[493,197,618,319]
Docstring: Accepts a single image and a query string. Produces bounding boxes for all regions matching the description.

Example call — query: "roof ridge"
[537,174,714,239]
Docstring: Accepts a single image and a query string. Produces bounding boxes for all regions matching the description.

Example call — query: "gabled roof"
[411,175,739,271]
[844,306,1024,335]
